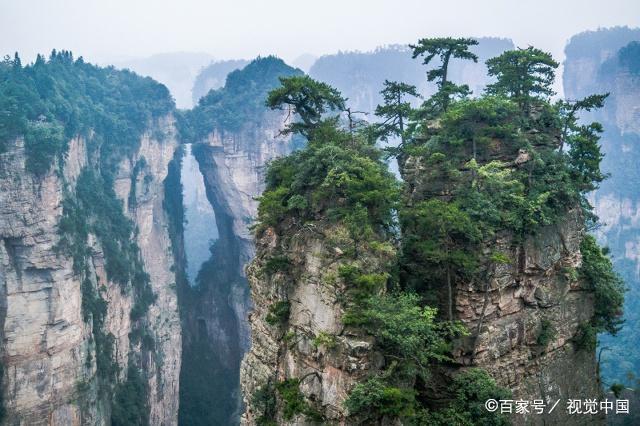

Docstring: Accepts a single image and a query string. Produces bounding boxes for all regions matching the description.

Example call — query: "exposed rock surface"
[401,147,602,426]
[0,116,181,425]
[241,221,390,425]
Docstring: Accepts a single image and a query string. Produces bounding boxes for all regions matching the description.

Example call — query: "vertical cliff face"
[401,152,601,425]
[241,221,391,425]
[0,52,184,424]
[563,27,640,383]
[0,136,88,425]
[111,117,182,425]
[0,114,181,425]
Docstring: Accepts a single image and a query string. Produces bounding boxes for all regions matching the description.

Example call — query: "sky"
[2,0,639,63]
[1,0,639,100]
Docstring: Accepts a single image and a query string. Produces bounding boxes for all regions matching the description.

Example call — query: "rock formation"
[0,115,181,425]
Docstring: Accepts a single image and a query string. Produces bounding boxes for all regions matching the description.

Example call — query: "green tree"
[266,75,346,138]
[557,94,608,152]
[580,235,625,335]
[374,80,420,144]
[401,200,481,320]
[410,37,479,112]
[485,47,559,113]
[346,292,465,378]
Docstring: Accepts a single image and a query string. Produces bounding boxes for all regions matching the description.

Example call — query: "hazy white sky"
[1,0,639,65]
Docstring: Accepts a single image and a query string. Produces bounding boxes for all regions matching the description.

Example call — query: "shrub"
[345,292,466,379]
[536,318,557,347]
[263,255,291,276]
[579,235,625,334]
[574,322,597,351]
[111,363,149,426]
[265,301,291,326]
[252,382,277,426]
[345,377,416,421]
[275,379,323,422]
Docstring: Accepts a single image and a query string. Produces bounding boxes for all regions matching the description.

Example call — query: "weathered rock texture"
[401,148,602,425]
[0,116,181,425]
[241,221,390,425]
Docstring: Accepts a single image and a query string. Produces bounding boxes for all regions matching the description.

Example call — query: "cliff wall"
[0,116,181,425]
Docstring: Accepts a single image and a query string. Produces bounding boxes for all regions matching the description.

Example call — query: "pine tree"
[374,80,420,144]
[410,37,479,111]
[485,47,558,113]
[266,75,345,138]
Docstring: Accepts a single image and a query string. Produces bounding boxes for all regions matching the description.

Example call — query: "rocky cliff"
[240,53,617,424]
[241,219,392,425]
[0,116,181,425]
[0,53,182,425]
[401,153,601,426]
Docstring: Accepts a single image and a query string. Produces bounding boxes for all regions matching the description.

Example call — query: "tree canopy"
[265,75,346,138]
[485,47,559,112]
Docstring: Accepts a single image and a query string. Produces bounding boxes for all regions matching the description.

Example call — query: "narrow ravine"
[181,143,218,286]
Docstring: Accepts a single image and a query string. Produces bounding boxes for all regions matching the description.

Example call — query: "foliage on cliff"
[180,56,303,141]
[0,50,173,175]
[256,112,399,239]
[253,37,625,425]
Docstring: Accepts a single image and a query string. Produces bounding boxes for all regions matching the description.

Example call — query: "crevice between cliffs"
[165,141,251,426]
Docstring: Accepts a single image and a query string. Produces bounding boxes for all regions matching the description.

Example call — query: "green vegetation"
[0,50,173,175]
[181,56,303,141]
[610,382,625,398]
[579,235,625,334]
[252,382,277,426]
[410,37,478,112]
[0,51,172,424]
[266,75,345,138]
[575,322,598,351]
[375,80,420,144]
[253,35,624,424]
[311,331,337,349]
[345,292,465,379]
[275,379,323,422]
[263,255,291,276]
[537,318,557,347]
[256,116,399,238]
[486,47,558,113]
[81,276,117,381]
[58,169,156,320]
[345,378,416,420]
[111,362,150,426]
[265,301,291,326]
[424,369,512,426]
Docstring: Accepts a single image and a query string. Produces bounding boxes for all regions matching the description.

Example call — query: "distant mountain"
[114,52,215,108]
[291,53,318,72]
[563,26,640,387]
[191,59,249,105]
[308,37,515,115]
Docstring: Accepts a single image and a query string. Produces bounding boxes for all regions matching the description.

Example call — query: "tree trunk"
[446,264,453,321]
